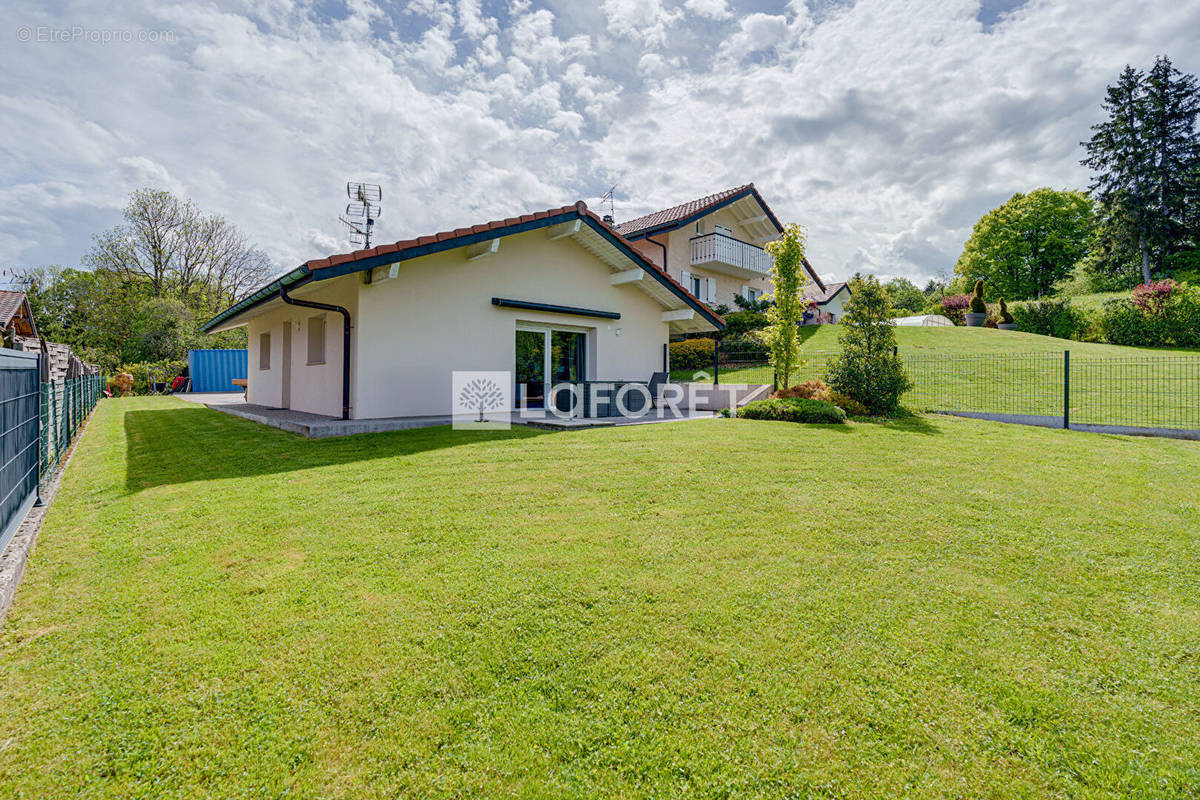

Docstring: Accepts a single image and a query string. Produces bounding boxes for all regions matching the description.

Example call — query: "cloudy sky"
[2,0,1198,285]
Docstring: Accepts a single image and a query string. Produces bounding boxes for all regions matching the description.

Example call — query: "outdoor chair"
[647,371,668,409]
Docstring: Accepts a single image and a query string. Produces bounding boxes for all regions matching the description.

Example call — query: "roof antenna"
[599,185,616,225]
[339,181,382,249]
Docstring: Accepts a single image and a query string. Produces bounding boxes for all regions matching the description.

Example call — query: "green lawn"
[2,397,1199,797]
[683,327,1200,430]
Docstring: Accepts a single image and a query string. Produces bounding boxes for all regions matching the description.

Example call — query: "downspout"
[279,282,352,421]
[646,235,668,272]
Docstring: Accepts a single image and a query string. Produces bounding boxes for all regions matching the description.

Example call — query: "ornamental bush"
[774,379,832,402]
[998,298,1014,324]
[824,276,912,416]
[669,338,714,370]
[737,397,847,424]
[969,279,987,314]
[938,293,971,325]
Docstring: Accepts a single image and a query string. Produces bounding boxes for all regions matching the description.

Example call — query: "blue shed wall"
[188,349,247,393]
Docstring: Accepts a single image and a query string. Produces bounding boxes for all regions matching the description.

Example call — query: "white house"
[203,201,723,420]
[803,281,851,324]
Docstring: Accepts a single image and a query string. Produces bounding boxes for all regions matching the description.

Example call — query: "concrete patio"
[174,393,715,438]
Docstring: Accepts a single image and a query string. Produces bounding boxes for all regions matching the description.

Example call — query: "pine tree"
[1083,57,1200,284]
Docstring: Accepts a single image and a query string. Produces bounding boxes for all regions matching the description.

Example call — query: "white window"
[259,332,271,370]
[307,315,326,365]
[705,277,717,304]
[695,220,703,234]
[741,286,762,303]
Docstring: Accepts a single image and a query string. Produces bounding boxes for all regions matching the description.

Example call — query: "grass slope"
[690,327,1200,429]
[2,398,1199,797]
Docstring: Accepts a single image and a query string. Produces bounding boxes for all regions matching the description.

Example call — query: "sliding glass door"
[515,326,586,409]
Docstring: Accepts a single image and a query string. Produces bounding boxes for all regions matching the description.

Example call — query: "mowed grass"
[683,326,1200,429]
[2,397,1200,798]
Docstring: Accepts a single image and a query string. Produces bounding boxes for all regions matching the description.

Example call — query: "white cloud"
[600,0,682,48]
[0,0,1197,287]
[683,0,731,21]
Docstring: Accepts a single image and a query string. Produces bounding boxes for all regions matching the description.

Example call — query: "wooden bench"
[231,379,247,388]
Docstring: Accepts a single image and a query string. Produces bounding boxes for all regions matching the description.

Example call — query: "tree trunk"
[1140,234,1152,284]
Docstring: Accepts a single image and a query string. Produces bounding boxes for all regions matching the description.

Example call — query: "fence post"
[34,356,44,507]
[1063,350,1070,430]
[713,339,720,387]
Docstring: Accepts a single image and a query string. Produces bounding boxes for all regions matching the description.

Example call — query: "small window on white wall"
[307,316,326,365]
[259,332,271,370]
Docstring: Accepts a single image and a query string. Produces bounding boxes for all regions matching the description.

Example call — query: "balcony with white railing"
[689,233,773,277]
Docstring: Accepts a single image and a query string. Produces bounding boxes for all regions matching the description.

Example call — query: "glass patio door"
[515,329,547,408]
[515,326,586,410]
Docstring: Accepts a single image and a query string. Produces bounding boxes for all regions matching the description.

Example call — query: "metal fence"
[40,375,105,480]
[694,342,1200,437]
[0,350,41,553]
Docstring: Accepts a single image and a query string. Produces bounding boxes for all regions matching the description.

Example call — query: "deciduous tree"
[954,189,1095,299]
[763,224,807,388]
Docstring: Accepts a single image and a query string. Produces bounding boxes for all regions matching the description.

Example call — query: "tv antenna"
[599,185,617,223]
[339,181,382,248]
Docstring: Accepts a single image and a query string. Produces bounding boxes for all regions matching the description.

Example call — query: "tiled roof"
[804,281,848,304]
[616,185,755,238]
[0,290,26,326]
[205,201,724,332]
[304,203,583,272]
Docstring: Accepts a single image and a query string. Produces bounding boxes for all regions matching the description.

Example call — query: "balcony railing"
[689,233,773,275]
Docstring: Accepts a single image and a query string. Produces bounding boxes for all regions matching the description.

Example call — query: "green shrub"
[1011,298,1095,341]
[737,397,846,424]
[824,276,912,416]
[829,390,870,417]
[998,298,1014,324]
[969,279,987,314]
[1099,283,1200,347]
[721,310,769,339]
[669,338,714,370]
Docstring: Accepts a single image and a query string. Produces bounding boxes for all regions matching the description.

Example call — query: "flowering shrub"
[939,293,971,325]
[1131,279,1178,314]
[1101,282,1200,347]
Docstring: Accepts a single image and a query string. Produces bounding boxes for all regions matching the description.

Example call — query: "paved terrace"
[174,393,715,438]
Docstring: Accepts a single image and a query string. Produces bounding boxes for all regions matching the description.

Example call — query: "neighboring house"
[0,288,98,380]
[802,281,851,324]
[0,290,39,345]
[616,184,825,312]
[203,201,723,420]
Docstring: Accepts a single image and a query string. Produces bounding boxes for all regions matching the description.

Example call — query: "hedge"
[737,397,847,424]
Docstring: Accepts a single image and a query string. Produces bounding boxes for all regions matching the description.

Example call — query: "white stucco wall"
[822,287,850,321]
[352,228,671,419]
[244,276,359,417]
